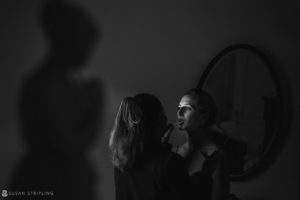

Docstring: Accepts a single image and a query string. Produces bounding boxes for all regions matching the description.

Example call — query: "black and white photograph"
[0,0,299,199]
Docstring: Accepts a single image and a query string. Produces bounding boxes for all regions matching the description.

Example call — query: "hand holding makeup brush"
[161,123,175,144]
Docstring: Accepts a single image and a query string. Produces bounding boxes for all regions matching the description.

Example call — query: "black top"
[114,147,195,200]
[190,151,220,200]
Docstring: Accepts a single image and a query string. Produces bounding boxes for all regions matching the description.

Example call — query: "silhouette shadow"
[8,0,103,199]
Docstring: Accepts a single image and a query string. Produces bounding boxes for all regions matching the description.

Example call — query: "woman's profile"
[176,88,231,200]
[109,93,195,200]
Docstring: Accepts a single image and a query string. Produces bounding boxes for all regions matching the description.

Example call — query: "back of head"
[134,93,164,123]
[109,93,165,170]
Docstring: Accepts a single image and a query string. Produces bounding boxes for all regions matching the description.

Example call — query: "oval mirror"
[198,44,282,180]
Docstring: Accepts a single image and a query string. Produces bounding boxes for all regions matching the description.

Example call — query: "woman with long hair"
[110,93,195,200]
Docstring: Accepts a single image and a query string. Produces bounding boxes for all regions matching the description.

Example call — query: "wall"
[0,0,299,199]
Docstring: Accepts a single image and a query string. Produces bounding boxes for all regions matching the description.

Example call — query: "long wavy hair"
[109,93,165,170]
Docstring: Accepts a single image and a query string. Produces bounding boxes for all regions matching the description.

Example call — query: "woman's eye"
[180,107,190,114]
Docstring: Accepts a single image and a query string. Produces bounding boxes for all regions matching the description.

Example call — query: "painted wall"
[0,0,299,199]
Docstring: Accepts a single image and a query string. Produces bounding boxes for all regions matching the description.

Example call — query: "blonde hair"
[109,94,164,170]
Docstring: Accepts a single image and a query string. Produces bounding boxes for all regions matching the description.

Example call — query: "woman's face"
[177,95,207,132]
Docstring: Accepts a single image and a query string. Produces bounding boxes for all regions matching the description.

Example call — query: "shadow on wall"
[7,0,104,199]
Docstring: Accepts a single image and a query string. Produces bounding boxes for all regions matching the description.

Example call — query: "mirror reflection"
[199,45,281,179]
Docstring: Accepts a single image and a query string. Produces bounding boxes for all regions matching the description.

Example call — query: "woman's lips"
[175,120,184,127]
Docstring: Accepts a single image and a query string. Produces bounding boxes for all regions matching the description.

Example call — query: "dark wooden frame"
[197,44,284,181]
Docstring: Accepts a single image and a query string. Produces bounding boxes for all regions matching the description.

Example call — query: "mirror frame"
[197,44,284,181]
